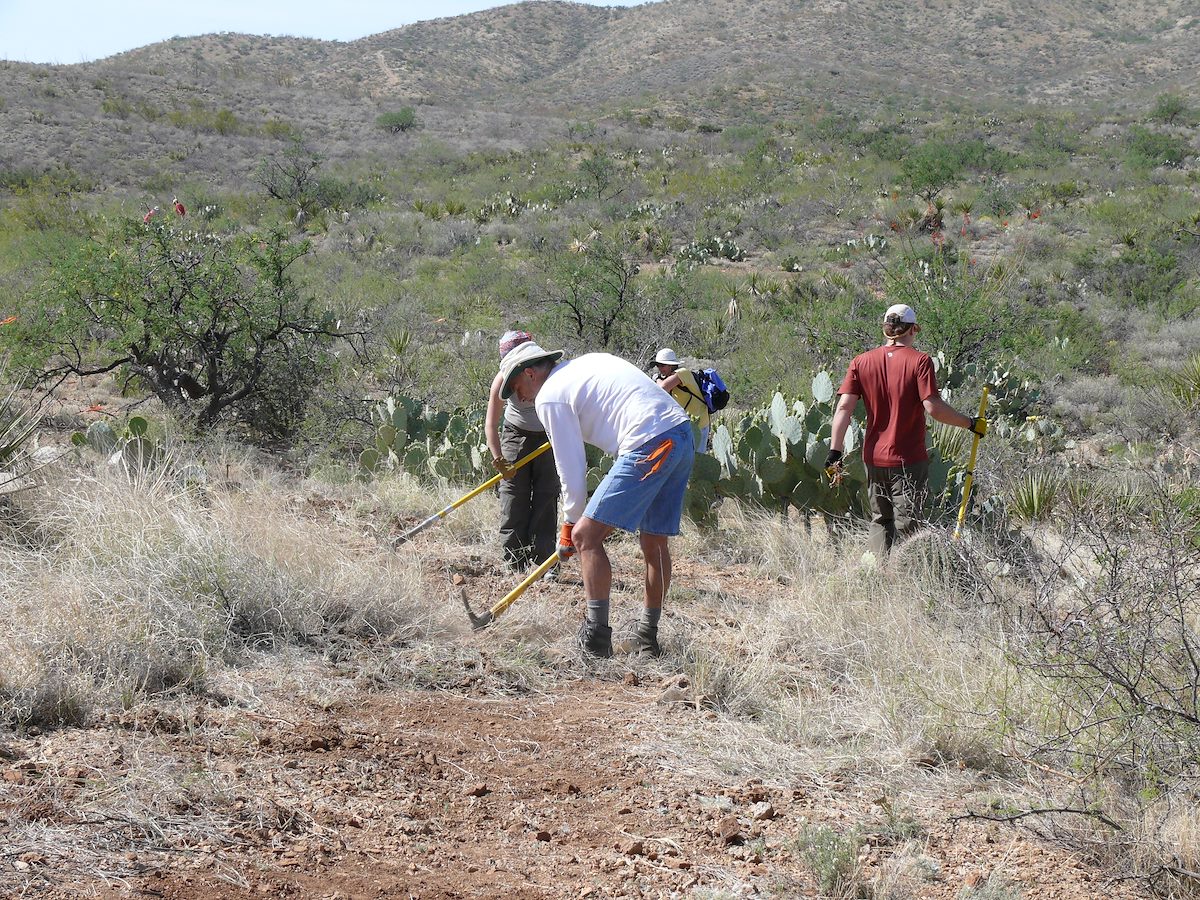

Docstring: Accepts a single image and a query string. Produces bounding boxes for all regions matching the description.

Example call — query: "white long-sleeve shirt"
[536,353,691,523]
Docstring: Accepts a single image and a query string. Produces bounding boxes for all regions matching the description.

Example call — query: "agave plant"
[1009,469,1060,523]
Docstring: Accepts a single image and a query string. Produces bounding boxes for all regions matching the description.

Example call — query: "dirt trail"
[15,678,1128,899]
[0,500,1147,898]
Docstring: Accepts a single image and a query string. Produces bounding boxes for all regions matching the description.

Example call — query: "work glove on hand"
[823,448,844,485]
[968,417,988,438]
[491,456,515,480]
[556,522,576,560]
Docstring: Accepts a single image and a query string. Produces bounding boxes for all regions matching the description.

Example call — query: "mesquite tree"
[13,218,361,441]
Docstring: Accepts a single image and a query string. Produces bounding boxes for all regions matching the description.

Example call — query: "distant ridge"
[1,0,1196,188]
[87,0,1200,107]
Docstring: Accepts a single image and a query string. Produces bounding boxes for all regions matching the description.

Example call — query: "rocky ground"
[0,547,1149,899]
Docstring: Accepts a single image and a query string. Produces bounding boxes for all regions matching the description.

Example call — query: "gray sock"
[586,598,610,627]
[641,607,662,629]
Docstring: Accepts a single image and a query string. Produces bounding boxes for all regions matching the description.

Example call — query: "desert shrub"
[978,177,1019,217]
[901,139,1015,201]
[1126,126,1188,169]
[793,826,865,898]
[6,219,361,443]
[531,225,697,361]
[313,175,380,211]
[262,117,300,140]
[873,244,1025,371]
[376,107,418,133]
[1024,117,1082,163]
[1100,240,1188,313]
[1149,92,1189,125]
[997,480,1200,888]
[255,136,325,217]
[166,101,243,136]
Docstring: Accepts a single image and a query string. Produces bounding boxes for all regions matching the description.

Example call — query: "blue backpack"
[694,368,729,413]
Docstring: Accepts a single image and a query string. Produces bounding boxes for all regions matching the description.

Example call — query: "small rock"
[619,838,645,856]
[534,830,551,842]
[717,815,744,846]
[463,782,489,797]
[964,872,984,888]
[657,685,690,705]
[623,672,639,687]
[749,801,776,821]
[452,573,465,586]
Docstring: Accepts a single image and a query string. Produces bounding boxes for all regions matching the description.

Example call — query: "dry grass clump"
[0,460,429,727]
[668,503,1013,779]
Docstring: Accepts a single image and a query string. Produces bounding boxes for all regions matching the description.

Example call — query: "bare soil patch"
[3,670,1144,898]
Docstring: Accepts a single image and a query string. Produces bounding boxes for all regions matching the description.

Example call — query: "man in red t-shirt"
[826,304,987,557]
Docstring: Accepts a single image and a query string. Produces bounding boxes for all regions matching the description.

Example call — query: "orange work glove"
[556,522,575,560]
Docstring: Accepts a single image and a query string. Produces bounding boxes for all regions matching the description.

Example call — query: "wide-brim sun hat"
[498,342,565,399]
[883,303,917,325]
[654,347,680,366]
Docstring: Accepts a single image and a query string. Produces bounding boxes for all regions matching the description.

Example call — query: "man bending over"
[497,344,694,658]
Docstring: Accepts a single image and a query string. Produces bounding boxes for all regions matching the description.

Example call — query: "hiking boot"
[632,623,662,657]
[577,621,613,658]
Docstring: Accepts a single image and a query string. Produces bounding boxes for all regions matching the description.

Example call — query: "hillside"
[1,0,1198,191]
[101,0,1200,108]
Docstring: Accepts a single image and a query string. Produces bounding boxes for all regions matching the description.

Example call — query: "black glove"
[824,448,845,484]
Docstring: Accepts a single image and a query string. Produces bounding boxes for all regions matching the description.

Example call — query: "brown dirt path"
[2,676,1135,899]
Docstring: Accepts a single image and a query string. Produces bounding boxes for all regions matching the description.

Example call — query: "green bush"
[1149,92,1188,125]
[902,139,1017,200]
[1126,125,1188,168]
[6,219,355,443]
[376,108,418,133]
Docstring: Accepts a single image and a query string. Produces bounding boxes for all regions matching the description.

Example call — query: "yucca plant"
[1170,353,1200,410]
[931,420,970,464]
[0,363,41,489]
[1009,468,1060,523]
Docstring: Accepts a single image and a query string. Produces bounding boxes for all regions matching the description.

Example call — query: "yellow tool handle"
[396,441,551,544]
[488,552,560,620]
[953,386,990,541]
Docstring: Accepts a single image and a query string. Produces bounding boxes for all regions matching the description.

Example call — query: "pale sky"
[0,0,652,64]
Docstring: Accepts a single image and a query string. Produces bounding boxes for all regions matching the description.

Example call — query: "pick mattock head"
[460,587,493,630]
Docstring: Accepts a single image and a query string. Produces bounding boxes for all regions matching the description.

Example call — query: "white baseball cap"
[654,348,680,366]
[883,304,917,325]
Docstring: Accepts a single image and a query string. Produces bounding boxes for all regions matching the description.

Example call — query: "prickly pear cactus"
[360,395,490,482]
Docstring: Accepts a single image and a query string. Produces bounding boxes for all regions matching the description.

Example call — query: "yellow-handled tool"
[953,386,990,541]
[394,442,550,545]
[462,552,559,629]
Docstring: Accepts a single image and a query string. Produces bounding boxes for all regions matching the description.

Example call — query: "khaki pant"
[499,425,559,569]
[866,461,929,557]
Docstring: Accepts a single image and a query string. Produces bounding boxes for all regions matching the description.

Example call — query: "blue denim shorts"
[583,421,695,536]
